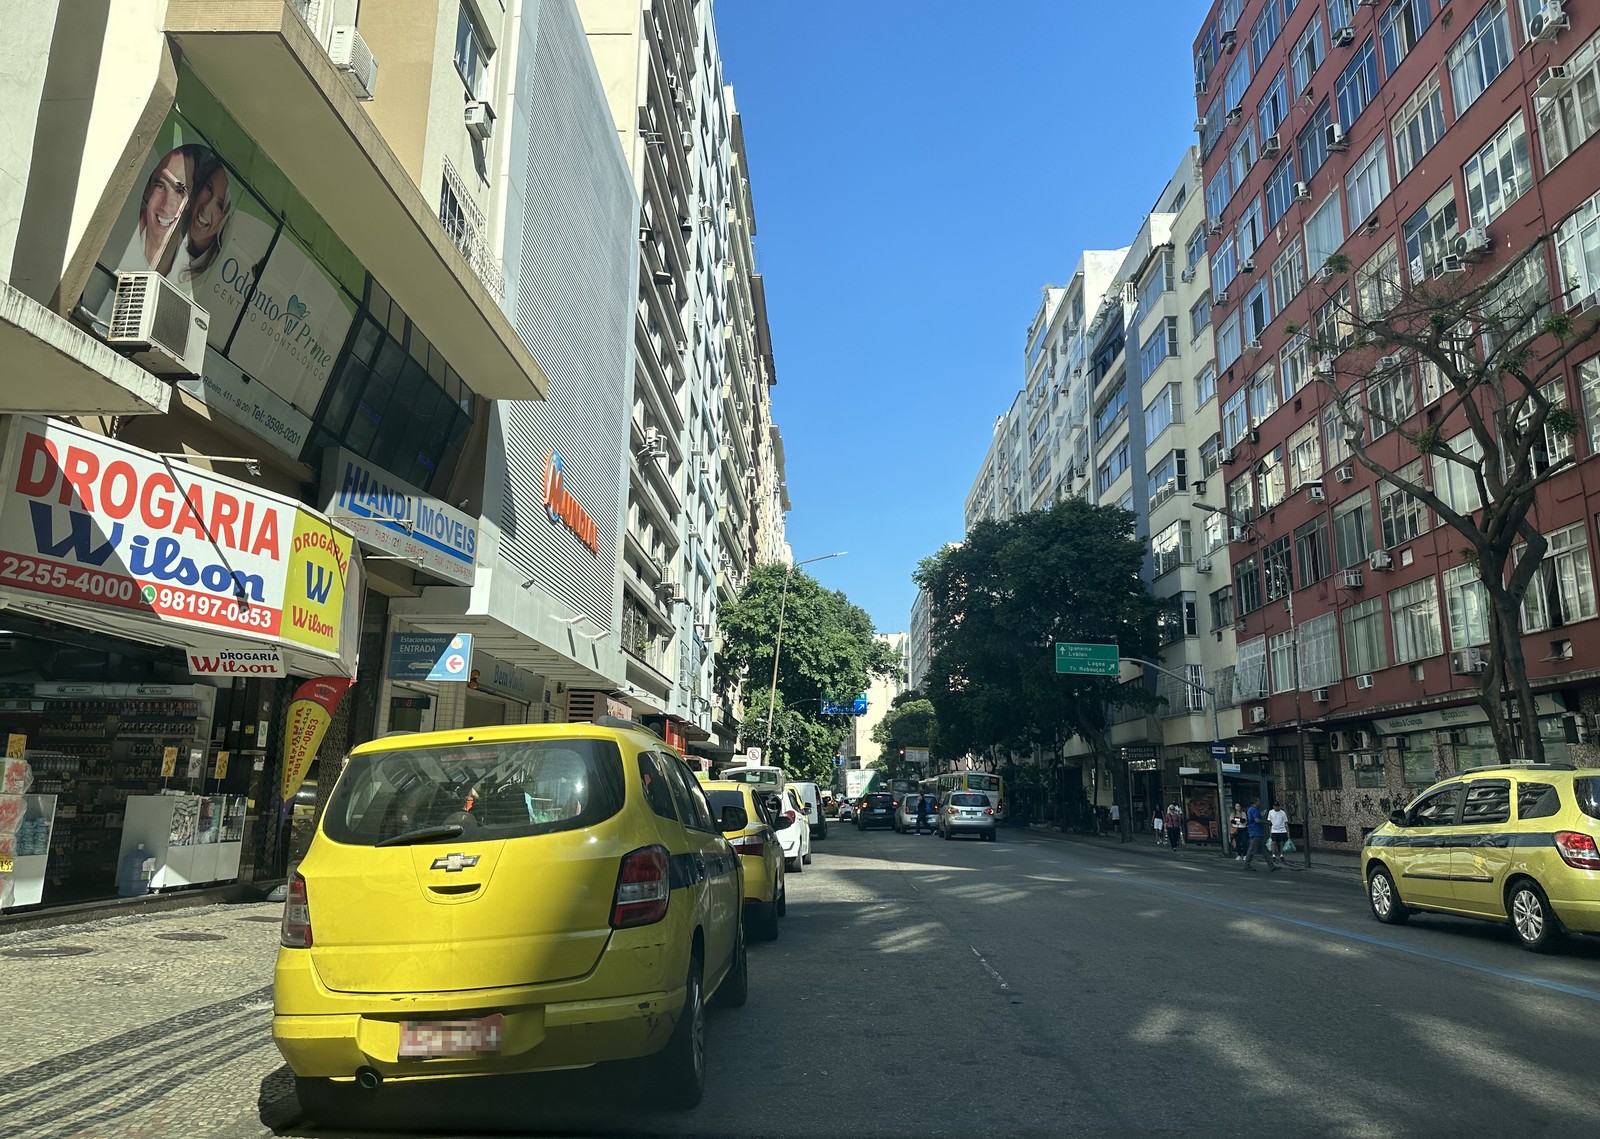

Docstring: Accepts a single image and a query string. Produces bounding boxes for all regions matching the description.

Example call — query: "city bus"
[923,771,1005,818]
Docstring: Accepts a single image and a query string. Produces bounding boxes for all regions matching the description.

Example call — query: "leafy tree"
[718,562,899,782]
[915,499,1162,805]
[1298,236,1600,762]
[870,697,942,781]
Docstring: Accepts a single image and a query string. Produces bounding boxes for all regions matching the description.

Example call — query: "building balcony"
[162,0,545,401]
[0,285,169,416]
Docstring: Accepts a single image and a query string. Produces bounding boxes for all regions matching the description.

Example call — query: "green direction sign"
[1055,642,1119,676]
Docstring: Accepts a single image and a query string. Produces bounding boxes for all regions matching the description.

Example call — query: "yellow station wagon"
[700,781,786,940]
[273,720,748,1118]
[1362,762,1600,951]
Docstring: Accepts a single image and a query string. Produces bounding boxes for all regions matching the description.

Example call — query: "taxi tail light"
[730,835,766,857]
[1554,831,1600,870]
[611,845,671,928]
[281,873,313,948]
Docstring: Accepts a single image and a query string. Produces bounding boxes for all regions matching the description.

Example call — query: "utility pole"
[1275,570,1314,870]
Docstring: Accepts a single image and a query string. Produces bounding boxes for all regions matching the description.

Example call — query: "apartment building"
[1193,0,1600,851]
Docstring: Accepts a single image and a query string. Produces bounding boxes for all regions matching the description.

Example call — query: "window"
[1407,784,1463,827]
[1186,224,1208,269]
[1518,781,1562,820]
[1238,198,1265,262]
[1260,70,1292,139]
[1448,0,1514,115]
[1281,329,1313,400]
[1381,0,1434,74]
[1343,595,1389,674]
[454,4,489,96]
[1149,449,1189,508]
[1213,236,1239,296]
[1379,460,1428,546]
[1356,238,1403,318]
[1305,190,1347,276]
[1230,471,1256,525]
[638,754,681,821]
[1271,631,1298,693]
[1299,611,1342,688]
[1253,2,1286,67]
[1211,586,1236,630]
[1293,13,1327,94]
[1404,183,1459,280]
[1152,519,1194,577]
[1345,137,1392,225]
[1196,362,1218,409]
[1432,431,1485,515]
[1325,400,1356,468]
[1334,492,1374,567]
[1272,237,1306,312]
[1393,71,1446,180]
[1238,636,1268,702]
[1236,555,1265,617]
[1232,129,1258,189]
[1482,250,1551,356]
[1336,38,1381,125]
[1263,533,1293,597]
[1197,24,1220,91]
[1191,295,1213,341]
[1139,252,1174,313]
[1225,52,1253,112]
[1203,504,1227,552]
[1581,357,1600,454]
[1249,367,1281,426]
[1538,27,1600,171]
[1462,780,1512,826]
[1140,318,1180,379]
[1463,112,1532,227]
[1443,563,1492,648]
[1368,360,1417,438]
[1522,523,1599,632]
[1296,515,1334,587]
[1158,596,1202,647]
[1223,388,1250,446]
[1095,379,1128,436]
[1208,169,1235,226]
[1265,156,1298,229]
[1390,576,1444,663]
[1219,310,1244,370]
[1512,381,1572,476]
[1299,100,1334,178]
[1097,440,1131,493]
[1329,0,1356,29]
[1313,283,1356,354]
[1145,381,1183,440]
[1287,419,1323,490]
[1557,188,1600,311]
[1245,281,1272,342]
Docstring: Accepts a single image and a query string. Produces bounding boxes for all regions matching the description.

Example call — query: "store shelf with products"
[118,793,247,890]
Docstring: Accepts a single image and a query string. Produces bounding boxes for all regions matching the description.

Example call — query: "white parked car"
[763,785,812,870]
[791,780,828,840]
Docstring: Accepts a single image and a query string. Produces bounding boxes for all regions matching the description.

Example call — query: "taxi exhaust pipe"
[355,1067,382,1091]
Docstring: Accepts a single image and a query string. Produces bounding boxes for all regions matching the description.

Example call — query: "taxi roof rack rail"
[1458,761,1577,773]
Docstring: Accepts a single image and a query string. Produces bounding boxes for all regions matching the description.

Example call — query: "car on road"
[856,792,896,831]
[702,781,786,940]
[1363,762,1600,951]
[792,780,828,841]
[938,791,997,841]
[273,719,749,1117]
[836,800,854,822]
[766,785,812,870]
[895,794,936,834]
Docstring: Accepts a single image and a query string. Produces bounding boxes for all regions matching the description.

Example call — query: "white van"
[791,781,827,840]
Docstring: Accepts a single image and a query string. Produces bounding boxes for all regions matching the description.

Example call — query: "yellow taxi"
[273,719,748,1117]
[1362,762,1600,951]
[700,780,785,940]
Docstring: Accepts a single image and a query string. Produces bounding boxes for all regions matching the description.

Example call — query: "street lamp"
[764,551,847,755]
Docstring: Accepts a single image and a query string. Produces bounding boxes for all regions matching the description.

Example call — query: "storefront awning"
[161,1,547,403]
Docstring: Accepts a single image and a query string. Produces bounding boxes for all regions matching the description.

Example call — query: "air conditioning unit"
[1313,687,1330,702]
[1455,228,1492,257]
[1195,80,1210,97]
[1241,258,1257,274]
[1196,556,1214,574]
[1354,730,1374,750]
[1536,65,1574,100]
[1332,25,1356,47]
[686,523,700,540]
[1208,219,1225,236]
[1247,338,1263,353]
[1438,254,1466,275]
[1194,116,1210,133]
[657,580,685,604]
[1356,673,1375,689]
[1230,525,1249,541]
[464,100,495,141]
[681,130,694,151]
[1262,134,1281,158]
[1293,181,1312,202]
[1221,29,1238,51]
[106,272,207,378]
[1329,731,1347,752]
[1451,648,1490,675]
[327,25,379,100]
[1315,356,1335,375]
[1180,267,1195,283]
[697,458,712,476]
[1335,465,1355,483]
[1214,289,1229,305]
[643,425,665,449]
[1340,568,1364,588]
[1375,354,1401,371]
[1316,265,1336,282]
[1307,484,1326,502]
[1192,479,1207,496]
[1529,1,1569,42]
[1369,550,1394,571]
[1248,428,1261,444]
[1219,445,1235,465]
[1250,706,1269,726]
[1326,122,1348,151]
[1226,105,1244,125]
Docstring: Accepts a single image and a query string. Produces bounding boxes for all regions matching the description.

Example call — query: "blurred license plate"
[873,808,888,814]
[399,1013,504,1058]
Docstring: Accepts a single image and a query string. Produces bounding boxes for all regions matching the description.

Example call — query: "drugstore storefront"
[0,416,361,912]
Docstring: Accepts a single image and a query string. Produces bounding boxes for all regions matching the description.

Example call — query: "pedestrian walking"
[1243,797,1274,871]
[1164,803,1184,851]
[1268,800,1290,863]
[1152,809,1163,843]
[1229,803,1248,860]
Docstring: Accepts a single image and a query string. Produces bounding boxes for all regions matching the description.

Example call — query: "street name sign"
[1055,642,1118,676]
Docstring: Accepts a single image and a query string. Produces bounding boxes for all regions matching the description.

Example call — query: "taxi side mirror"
[719,805,749,832]
[1389,810,1408,827]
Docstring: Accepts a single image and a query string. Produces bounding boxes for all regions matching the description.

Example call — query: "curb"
[1012,825,1362,882]
[0,879,282,934]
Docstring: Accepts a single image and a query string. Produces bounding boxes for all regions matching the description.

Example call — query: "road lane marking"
[971,945,1013,992]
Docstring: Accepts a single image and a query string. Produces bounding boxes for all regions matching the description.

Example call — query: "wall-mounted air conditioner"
[1355,673,1375,689]
[1262,134,1281,159]
[106,272,207,378]
[1340,569,1364,589]
[1530,1,1569,42]
[1332,25,1356,47]
[1335,465,1355,482]
[464,100,495,141]
[327,25,379,100]
[1307,484,1326,502]
[1450,648,1489,675]
[1250,706,1269,726]
[1369,550,1393,571]
[1313,687,1330,702]
[1294,181,1312,202]
[1196,556,1213,574]
[1326,122,1348,151]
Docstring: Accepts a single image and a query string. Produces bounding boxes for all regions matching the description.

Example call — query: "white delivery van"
[791,781,827,840]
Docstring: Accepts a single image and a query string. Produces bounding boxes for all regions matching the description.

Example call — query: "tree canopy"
[914,498,1162,769]
[718,562,899,783]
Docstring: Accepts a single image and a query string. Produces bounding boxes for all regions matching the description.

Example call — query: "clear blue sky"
[717,1,1207,632]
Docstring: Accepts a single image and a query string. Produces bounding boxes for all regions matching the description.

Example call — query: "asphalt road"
[8,824,1600,1137]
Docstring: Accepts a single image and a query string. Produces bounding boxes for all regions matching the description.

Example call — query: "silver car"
[896,794,937,833]
[938,791,997,841]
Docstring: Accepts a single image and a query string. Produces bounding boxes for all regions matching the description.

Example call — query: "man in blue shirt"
[1244,797,1275,871]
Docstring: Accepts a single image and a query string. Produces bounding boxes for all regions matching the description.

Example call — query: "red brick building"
[1192,0,1600,850]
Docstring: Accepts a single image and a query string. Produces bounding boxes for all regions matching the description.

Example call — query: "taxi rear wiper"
[374,824,466,848]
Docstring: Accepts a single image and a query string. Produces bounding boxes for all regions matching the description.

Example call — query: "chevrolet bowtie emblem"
[430,852,480,872]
